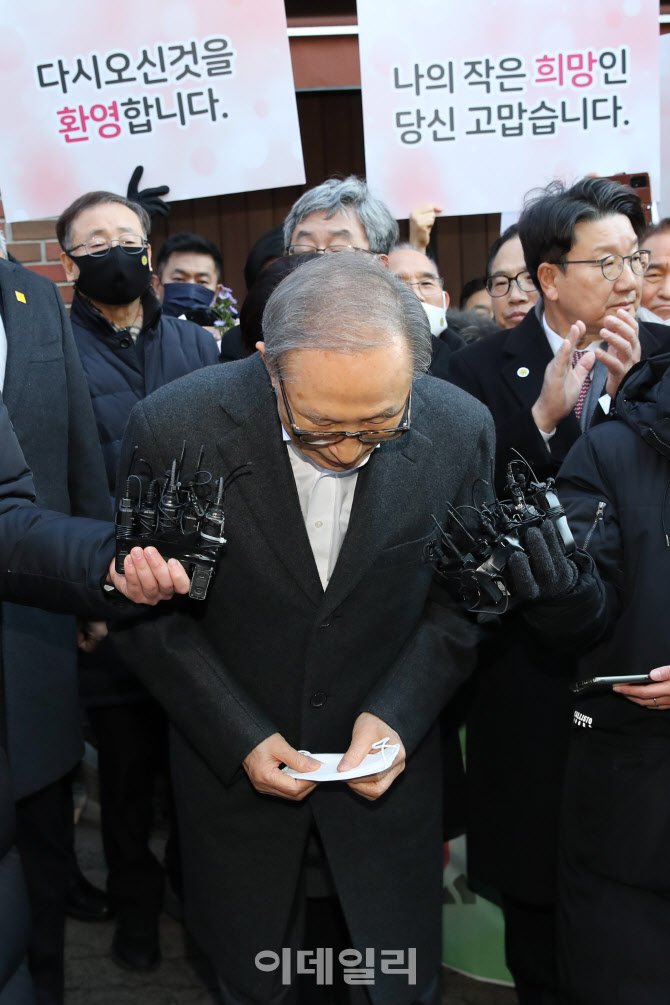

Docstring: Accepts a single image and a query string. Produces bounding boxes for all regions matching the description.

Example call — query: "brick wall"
[0,197,73,305]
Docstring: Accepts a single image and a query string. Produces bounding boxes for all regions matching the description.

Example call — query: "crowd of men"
[1,170,669,1005]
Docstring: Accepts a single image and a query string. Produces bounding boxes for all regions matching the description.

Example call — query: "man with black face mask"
[58,192,220,496]
[57,191,219,974]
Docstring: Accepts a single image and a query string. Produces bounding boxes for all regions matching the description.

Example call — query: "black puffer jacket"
[557,351,670,734]
[70,290,220,495]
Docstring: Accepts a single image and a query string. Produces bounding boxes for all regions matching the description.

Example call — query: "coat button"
[119,336,132,348]
[310,692,328,708]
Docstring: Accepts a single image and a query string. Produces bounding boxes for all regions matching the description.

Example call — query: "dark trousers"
[557,731,670,1005]
[218,832,440,1005]
[14,775,73,1005]
[87,701,176,921]
[500,894,559,1005]
[218,897,372,1005]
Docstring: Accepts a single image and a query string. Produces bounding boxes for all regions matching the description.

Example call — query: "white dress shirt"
[283,427,373,590]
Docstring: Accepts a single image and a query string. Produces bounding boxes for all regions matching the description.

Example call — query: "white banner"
[357,0,660,219]
[0,0,305,221]
[659,33,670,218]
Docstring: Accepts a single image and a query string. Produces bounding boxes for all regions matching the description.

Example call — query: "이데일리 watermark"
[255,947,416,986]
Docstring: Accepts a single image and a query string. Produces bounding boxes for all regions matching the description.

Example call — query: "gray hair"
[262,252,432,379]
[283,176,400,255]
[0,229,6,259]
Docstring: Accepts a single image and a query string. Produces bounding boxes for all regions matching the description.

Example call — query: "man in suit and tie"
[446,177,670,1004]
[0,242,115,1004]
[111,252,494,1005]
[448,178,668,488]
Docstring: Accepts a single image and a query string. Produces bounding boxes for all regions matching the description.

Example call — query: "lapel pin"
[15,291,26,303]
[517,366,529,378]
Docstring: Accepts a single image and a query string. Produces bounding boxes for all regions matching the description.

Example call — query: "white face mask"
[421,294,448,336]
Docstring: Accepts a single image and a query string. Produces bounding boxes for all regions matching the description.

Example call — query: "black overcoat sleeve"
[447,347,561,489]
[55,283,112,521]
[111,400,277,786]
[0,393,134,618]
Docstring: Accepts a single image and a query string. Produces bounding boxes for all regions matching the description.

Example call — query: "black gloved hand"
[507,520,579,602]
[126,165,170,221]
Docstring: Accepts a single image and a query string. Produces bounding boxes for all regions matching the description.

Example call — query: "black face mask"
[74,246,151,305]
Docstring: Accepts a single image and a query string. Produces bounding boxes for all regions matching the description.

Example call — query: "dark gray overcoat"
[113,354,494,1004]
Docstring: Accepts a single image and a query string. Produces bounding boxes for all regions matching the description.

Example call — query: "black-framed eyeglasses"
[557,250,650,281]
[66,234,149,258]
[287,244,375,256]
[278,377,411,446]
[486,271,537,297]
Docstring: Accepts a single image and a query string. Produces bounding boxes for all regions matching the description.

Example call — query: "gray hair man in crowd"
[284,175,399,260]
[110,252,493,1005]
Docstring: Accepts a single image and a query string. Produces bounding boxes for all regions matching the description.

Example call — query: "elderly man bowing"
[111,253,493,1005]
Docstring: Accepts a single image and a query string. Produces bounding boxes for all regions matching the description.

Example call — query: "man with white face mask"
[388,244,464,377]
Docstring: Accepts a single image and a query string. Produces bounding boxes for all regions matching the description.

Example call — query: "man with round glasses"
[56,191,219,972]
[447,179,670,1005]
[484,224,540,331]
[110,252,494,1004]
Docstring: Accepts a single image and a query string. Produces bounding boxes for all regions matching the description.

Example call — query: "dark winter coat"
[557,352,670,728]
[446,309,670,901]
[69,289,220,496]
[0,390,136,1005]
[111,357,493,1004]
[70,288,219,705]
[554,353,670,1005]
[0,260,111,804]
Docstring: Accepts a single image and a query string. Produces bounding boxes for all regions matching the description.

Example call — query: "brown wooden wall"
[149,88,500,309]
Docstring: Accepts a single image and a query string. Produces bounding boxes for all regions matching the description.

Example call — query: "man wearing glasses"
[283,175,398,264]
[282,176,462,379]
[56,192,219,972]
[58,192,220,497]
[448,178,668,488]
[111,252,494,1005]
[387,244,465,377]
[485,224,540,331]
[448,179,670,1005]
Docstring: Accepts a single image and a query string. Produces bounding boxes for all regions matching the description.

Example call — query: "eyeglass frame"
[65,234,149,257]
[403,277,444,293]
[555,250,651,281]
[287,244,376,256]
[278,376,412,446]
[486,270,537,297]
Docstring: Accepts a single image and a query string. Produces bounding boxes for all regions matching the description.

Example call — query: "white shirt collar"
[540,309,604,355]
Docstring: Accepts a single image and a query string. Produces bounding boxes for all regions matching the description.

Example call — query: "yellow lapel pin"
[15,291,26,303]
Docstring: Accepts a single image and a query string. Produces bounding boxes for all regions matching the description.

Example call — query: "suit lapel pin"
[517,366,529,378]
[15,291,27,303]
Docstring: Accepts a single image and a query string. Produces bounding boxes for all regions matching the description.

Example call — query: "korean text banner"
[0,0,305,221]
[357,0,660,218]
